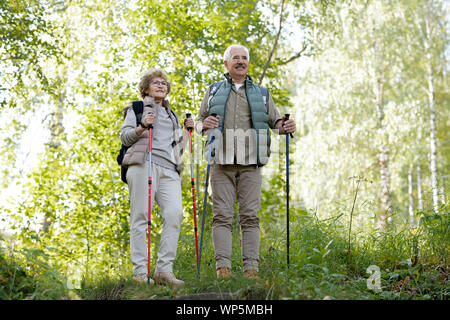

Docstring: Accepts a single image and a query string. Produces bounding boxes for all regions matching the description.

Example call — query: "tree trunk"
[376,71,392,232]
[424,18,440,212]
[408,164,415,227]
[42,84,66,233]
[439,185,446,205]
[417,165,424,211]
[378,144,392,231]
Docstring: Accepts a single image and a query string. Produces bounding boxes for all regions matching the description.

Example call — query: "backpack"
[117,101,144,183]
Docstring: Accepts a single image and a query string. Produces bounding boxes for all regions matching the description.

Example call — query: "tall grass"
[1,204,448,300]
[0,243,69,299]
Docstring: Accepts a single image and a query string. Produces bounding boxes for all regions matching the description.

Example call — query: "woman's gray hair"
[138,68,171,98]
[223,44,250,63]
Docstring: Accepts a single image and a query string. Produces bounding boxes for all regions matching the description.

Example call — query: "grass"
[75,205,450,300]
[1,205,448,300]
[0,247,68,299]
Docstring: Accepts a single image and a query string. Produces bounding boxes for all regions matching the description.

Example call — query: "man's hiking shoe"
[153,272,185,288]
[216,267,232,279]
[243,269,260,280]
[133,273,154,285]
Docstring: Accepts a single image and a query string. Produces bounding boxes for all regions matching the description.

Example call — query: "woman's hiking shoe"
[153,272,185,288]
[133,273,154,284]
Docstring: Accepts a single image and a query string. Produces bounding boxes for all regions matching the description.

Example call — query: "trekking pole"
[197,113,217,278]
[284,114,293,268]
[186,113,199,270]
[147,123,153,284]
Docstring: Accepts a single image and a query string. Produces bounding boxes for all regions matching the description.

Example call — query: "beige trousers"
[210,164,262,272]
[127,162,183,275]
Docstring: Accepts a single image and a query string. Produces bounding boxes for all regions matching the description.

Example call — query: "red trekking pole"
[147,123,153,284]
[186,113,199,269]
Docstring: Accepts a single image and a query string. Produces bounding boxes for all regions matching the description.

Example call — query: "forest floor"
[73,258,448,300]
[1,208,448,300]
[1,237,448,300]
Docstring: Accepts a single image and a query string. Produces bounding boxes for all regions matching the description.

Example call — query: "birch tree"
[417,165,424,212]
[399,0,449,213]
[415,1,447,212]
[290,0,448,230]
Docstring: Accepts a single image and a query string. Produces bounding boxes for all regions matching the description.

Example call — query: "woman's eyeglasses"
[151,80,168,87]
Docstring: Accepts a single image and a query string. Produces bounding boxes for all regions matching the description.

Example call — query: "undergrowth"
[1,204,448,300]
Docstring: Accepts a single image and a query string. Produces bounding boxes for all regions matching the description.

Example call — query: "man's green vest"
[208,74,271,166]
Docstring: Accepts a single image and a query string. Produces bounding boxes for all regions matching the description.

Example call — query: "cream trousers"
[127,162,183,275]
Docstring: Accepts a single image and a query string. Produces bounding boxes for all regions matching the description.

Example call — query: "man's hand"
[275,115,296,135]
[282,115,296,134]
[202,115,220,130]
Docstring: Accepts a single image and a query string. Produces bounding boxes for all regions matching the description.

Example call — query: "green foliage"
[416,205,450,264]
[291,0,449,226]
[2,203,448,300]
[0,0,62,107]
[63,205,449,300]
[0,244,68,299]
[2,0,307,282]
[1,0,448,300]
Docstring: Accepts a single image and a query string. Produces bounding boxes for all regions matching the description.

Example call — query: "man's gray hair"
[223,44,250,63]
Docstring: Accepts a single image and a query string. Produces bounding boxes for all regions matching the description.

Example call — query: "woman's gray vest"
[208,74,271,166]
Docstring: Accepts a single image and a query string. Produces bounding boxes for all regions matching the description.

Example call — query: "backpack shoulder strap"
[170,109,180,125]
[169,109,184,147]
[207,81,225,109]
[131,100,144,126]
[209,81,224,97]
[256,85,269,106]
[131,100,144,114]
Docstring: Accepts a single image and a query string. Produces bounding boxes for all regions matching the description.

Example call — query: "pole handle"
[185,113,192,132]
[208,113,218,157]
[284,114,294,138]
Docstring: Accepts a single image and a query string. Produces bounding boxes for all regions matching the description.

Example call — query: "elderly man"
[195,44,296,279]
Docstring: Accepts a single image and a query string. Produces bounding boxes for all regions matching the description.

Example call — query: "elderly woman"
[120,69,193,286]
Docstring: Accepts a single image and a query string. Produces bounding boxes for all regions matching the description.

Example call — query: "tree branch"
[278,43,308,65]
[258,0,286,84]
